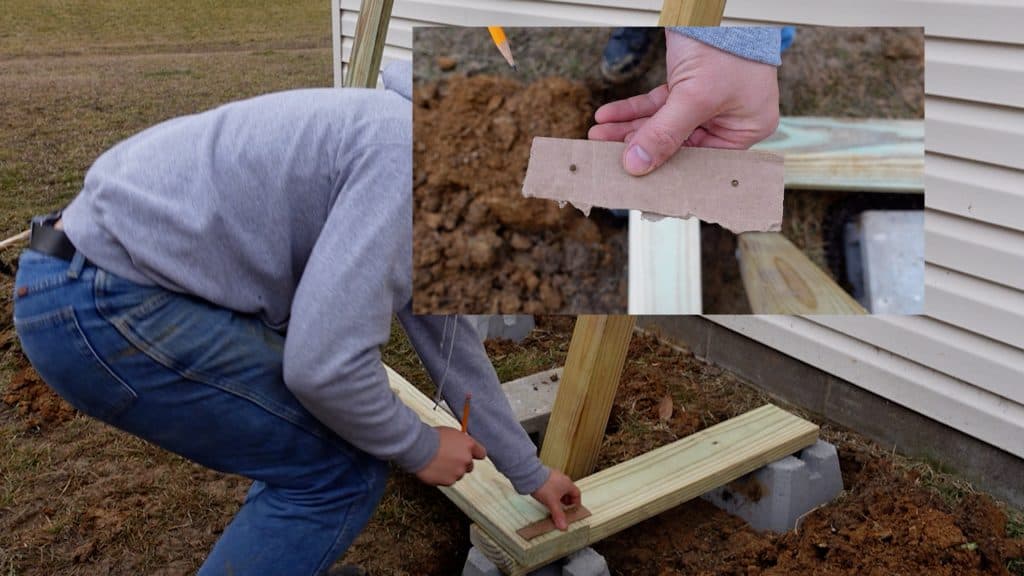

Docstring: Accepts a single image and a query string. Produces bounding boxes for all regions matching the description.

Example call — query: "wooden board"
[387,364,819,572]
[344,0,394,88]
[539,316,636,480]
[753,117,924,192]
[627,211,701,314]
[658,0,726,25]
[522,137,784,234]
[738,232,867,314]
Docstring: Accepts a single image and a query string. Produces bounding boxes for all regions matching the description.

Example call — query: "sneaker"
[600,28,661,84]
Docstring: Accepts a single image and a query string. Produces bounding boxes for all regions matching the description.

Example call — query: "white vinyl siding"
[333,1,1024,458]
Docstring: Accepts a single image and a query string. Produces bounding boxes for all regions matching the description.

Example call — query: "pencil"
[461,392,472,433]
[487,26,517,70]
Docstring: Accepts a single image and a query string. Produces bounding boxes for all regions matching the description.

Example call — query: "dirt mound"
[3,364,76,428]
[598,450,1022,576]
[412,75,628,314]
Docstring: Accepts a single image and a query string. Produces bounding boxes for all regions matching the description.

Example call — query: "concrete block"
[463,547,501,576]
[844,210,924,314]
[701,440,843,533]
[562,547,610,576]
[502,367,562,441]
[467,315,536,342]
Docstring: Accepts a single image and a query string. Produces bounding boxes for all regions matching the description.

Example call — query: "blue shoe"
[781,26,796,52]
[601,27,661,84]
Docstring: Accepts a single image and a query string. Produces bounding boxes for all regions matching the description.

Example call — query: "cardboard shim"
[516,505,592,540]
[522,137,784,234]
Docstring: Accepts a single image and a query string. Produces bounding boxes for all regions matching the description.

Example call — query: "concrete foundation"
[702,440,844,533]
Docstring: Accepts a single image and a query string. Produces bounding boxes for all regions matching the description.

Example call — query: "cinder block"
[463,547,501,576]
[562,547,610,576]
[701,440,843,533]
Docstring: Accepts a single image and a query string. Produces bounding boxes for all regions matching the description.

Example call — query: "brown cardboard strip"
[522,137,784,234]
[515,505,593,540]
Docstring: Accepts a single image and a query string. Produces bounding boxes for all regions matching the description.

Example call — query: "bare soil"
[412,74,629,314]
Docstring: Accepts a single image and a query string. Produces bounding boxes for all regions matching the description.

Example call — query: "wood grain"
[344,0,393,88]
[738,232,867,314]
[754,117,924,192]
[539,316,636,480]
[658,0,727,25]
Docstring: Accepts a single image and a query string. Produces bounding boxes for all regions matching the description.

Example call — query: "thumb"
[469,438,487,460]
[623,87,709,176]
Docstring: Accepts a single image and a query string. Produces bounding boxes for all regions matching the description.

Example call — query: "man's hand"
[416,427,487,486]
[531,470,582,531]
[589,31,780,176]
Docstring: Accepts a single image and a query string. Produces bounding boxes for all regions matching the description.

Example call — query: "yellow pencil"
[461,392,472,433]
[487,26,517,70]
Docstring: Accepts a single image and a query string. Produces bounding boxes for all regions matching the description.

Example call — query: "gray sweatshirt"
[62,62,549,495]
[673,27,782,66]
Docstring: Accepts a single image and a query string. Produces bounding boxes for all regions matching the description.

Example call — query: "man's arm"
[282,96,443,475]
[396,309,549,495]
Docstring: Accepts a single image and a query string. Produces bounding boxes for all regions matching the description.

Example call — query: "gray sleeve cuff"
[393,421,440,473]
[505,460,551,495]
[671,26,782,66]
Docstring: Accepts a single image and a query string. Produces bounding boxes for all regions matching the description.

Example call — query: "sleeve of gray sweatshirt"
[396,309,550,494]
[283,61,547,496]
[671,27,782,66]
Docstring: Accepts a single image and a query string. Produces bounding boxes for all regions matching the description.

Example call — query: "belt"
[29,212,82,262]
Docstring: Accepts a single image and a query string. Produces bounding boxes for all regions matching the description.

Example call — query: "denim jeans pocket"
[14,306,139,422]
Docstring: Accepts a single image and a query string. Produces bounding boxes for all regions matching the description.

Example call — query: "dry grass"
[0,1,333,239]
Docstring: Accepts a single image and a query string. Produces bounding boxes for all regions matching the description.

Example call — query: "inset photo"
[412,26,924,315]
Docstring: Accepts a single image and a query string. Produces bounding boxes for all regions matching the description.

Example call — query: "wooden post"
[658,0,727,26]
[544,0,729,481]
[344,0,394,88]
[540,315,636,479]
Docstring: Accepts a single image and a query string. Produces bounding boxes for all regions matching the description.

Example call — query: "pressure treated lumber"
[627,210,701,314]
[384,358,819,573]
[738,232,867,314]
[522,138,784,234]
[0,229,29,251]
[658,0,727,25]
[344,0,393,88]
[540,316,636,480]
[754,117,924,192]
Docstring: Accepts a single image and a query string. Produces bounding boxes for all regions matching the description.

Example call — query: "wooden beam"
[522,138,784,234]
[387,365,819,573]
[344,0,394,88]
[658,0,727,25]
[0,229,29,251]
[540,315,636,480]
[738,232,867,314]
[754,117,924,192]
[627,211,701,314]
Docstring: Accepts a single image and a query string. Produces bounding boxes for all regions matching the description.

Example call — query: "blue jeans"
[13,250,389,575]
